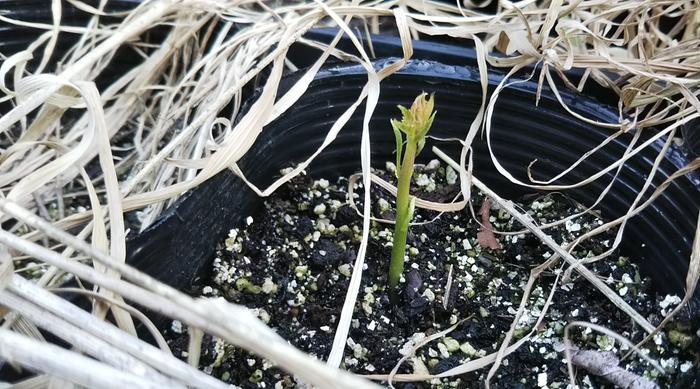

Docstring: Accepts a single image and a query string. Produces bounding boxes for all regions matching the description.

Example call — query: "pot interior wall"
[128,60,699,309]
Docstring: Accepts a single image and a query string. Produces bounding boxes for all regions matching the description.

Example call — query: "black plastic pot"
[127,58,700,310]
[290,28,622,107]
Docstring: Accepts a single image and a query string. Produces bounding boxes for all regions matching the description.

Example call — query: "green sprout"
[388,92,436,289]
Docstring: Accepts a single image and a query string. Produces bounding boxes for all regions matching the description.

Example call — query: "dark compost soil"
[165,161,699,389]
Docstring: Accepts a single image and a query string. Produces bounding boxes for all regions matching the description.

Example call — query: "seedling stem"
[388,93,435,289]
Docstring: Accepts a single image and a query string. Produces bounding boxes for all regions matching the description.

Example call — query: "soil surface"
[166,161,699,388]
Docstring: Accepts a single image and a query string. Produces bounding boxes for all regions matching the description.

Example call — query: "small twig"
[569,349,659,389]
[564,321,665,389]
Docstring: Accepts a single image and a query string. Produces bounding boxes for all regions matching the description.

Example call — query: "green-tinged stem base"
[388,141,417,291]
